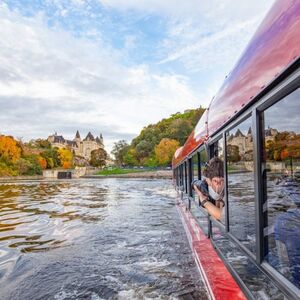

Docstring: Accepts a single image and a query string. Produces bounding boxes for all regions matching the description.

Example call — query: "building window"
[226,116,255,253]
[261,88,300,289]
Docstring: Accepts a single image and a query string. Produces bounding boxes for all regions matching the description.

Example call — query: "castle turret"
[74,130,81,146]
[84,132,95,141]
[75,130,81,139]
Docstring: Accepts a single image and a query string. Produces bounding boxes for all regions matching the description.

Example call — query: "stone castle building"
[227,126,278,159]
[48,131,104,160]
[227,127,253,158]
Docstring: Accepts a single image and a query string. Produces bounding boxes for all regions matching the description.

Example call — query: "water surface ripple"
[0,178,207,300]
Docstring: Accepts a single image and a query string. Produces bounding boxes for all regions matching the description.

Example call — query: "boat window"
[261,88,300,289]
[211,138,224,160]
[184,162,188,194]
[200,148,207,179]
[192,153,199,180]
[191,153,199,198]
[182,163,185,192]
[226,116,256,253]
[179,164,183,190]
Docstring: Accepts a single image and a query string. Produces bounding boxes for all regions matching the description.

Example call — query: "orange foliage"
[280,149,289,161]
[62,161,71,169]
[38,156,47,170]
[0,135,21,163]
[57,148,73,169]
[155,138,180,165]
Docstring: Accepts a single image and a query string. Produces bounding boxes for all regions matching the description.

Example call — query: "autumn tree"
[227,145,241,162]
[90,148,107,168]
[0,135,21,164]
[34,139,51,149]
[57,148,73,169]
[38,156,47,170]
[18,154,42,175]
[155,138,180,166]
[41,148,61,168]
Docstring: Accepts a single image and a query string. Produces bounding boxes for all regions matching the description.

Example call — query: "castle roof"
[75,130,80,139]
[53,135,65,143]
[67,140,78,147]
[234,129,245,138]
[84,132,95,141]
[95,136,101,144]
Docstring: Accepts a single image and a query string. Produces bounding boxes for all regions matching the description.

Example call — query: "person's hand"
[194,185,208,202]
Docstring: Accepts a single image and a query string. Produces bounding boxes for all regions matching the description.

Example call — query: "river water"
[0,178,208,300]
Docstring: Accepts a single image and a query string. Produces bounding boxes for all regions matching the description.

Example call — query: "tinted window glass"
[192,154,199,180]
[262,88,300,289]
[211,138,224,160]
[200,149,207,179]
[184,162,188,194]
[192,154,199,198]
[226,116,255,253]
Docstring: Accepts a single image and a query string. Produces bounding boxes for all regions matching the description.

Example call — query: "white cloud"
[0,3,199,152]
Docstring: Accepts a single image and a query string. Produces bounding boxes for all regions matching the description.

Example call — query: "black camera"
[191,179,209,198]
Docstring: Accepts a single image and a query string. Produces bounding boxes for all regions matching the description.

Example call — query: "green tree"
[90,148,107,168]
[123,148,138,166]
[168,119,193,145]
[135,140,153,161]
[111,140,130,166]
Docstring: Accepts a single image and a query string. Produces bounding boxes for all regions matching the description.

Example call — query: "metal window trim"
[224,112,252,136]
[252,107,264,264]
[197,152,201,179]
[207,132,223,146]
[184,161,188,194]
[261,262,300,299]
[188,158,193,209]
[223,131,230,232]
[254,67,300,113]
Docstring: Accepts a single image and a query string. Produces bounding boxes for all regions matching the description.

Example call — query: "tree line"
[111,108,205,167]
[0,136,107,176]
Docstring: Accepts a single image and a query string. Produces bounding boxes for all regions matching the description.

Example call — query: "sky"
[0,0,275,153]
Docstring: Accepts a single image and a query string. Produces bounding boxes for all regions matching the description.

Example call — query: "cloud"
[0,3,199,152]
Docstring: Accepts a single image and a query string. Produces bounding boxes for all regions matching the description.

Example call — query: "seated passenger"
[193,157,225,221]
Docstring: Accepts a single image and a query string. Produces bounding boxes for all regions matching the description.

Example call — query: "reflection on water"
[0,179,207,300]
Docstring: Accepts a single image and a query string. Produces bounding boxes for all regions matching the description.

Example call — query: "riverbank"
[82,170,173,179]
[0,175,44,181]
[0,170,173,180]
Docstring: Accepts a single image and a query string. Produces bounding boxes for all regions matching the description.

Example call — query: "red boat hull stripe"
[176,202,247,300]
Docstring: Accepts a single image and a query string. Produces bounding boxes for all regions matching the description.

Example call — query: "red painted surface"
[172,0,300,168]
[176,202,247,300]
